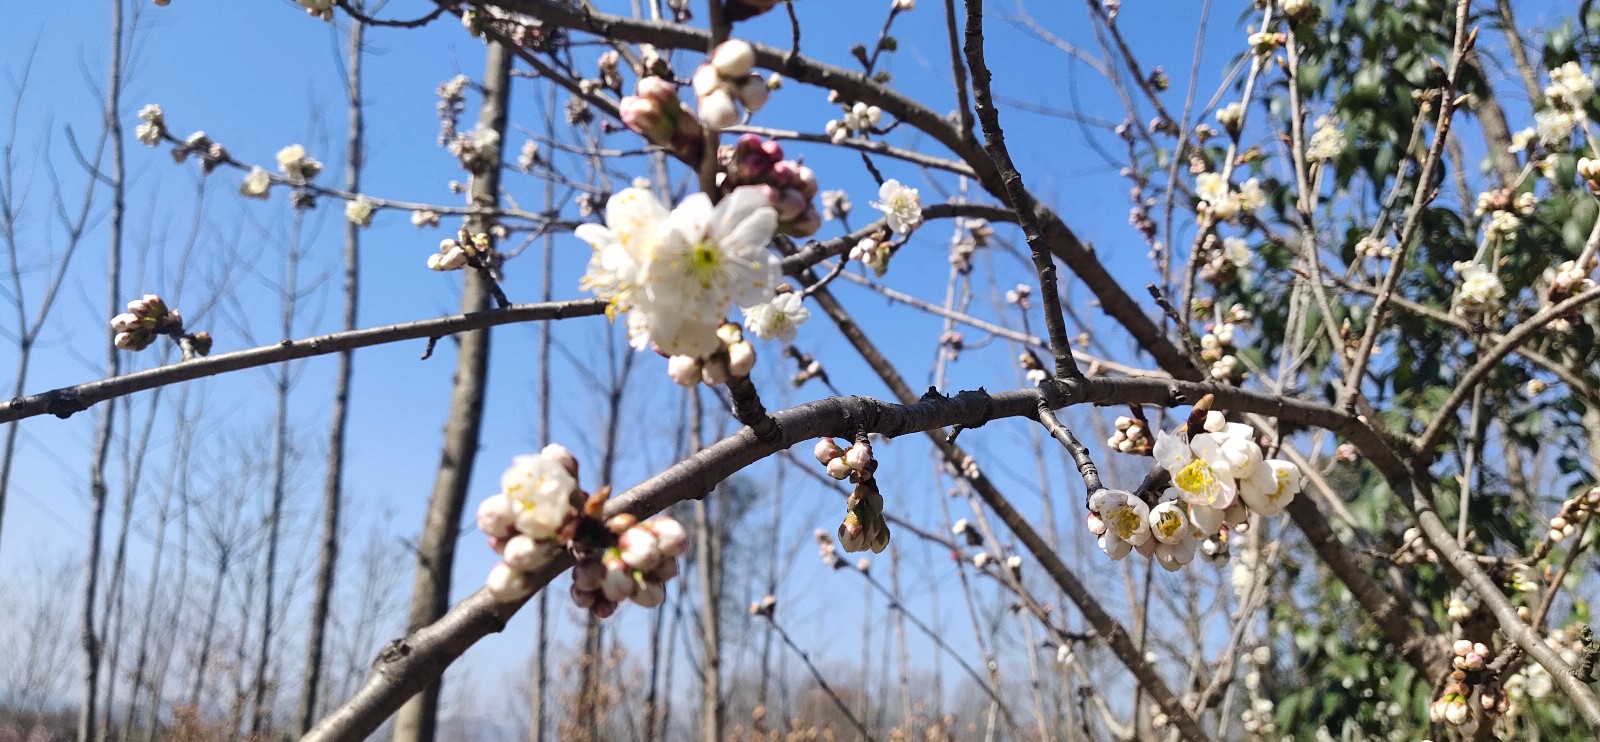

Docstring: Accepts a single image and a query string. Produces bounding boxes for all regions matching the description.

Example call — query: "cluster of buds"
[1247,30,1287,54]
[1280,0,1317,22]
[1199,235,1251,286]
[1215,102,1244,139]
[1474,188,1538,219]
[1353,235,1396,259]
[1004,282,1032,308]
[275,144,323,184]
[620,76,707,164]
[666,322,756,386]
[168,130,230,174]
[815,529,847,569]
[849,235,892,276]
[693,40,770,130]
[446,124,501,172]
[1452,260,1505,319]
[1430,640,1495,731]
[816,438,890,553]
[824,102,883,142]
[110,294,210,357]
[296,0,334,21]
[718,135,822,237]
[569,516,688,618]
[748,594,778,617]
[1106,415,1152,455]
[1547,484,1600,542]
[427,229,490,272]
[435,74,470,145]
[1446,589,1480,622]
[1545,257,1598,307]
[1199,321,1244,382]
[478,445,585,601]
[1579,156,1600,196]
[135,104,166,146]
[1393,527,1436,565]
[411,209,441,229]
[784,346,830,389]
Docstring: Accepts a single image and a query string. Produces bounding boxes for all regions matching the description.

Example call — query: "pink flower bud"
[540,443,579,479]
[710,40,756,79]
[726,341,756,376]
[600,560,637,603]
[502,535,541,571]
[760,138,784,162]
[636,75,678,104]
[652,556,680,581]
[631,576,666,607]
[826,457,853,480]
[110,313,140,332]
[619,527,662,571]
[650,517,690,557]
[476,494,518,538]
[114,331,139,350]
[487,536,507,554]
[698,88,739,130]
[844,442,872,471]
[486,562,535,602]
[1086,511,1107,535]
[814,438,844,464]
[792,165,818,199]
[620,96,671,143]
[667,355,703,386]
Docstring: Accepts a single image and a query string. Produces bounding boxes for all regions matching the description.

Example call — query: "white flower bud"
[726,340,756,376]
[650,517,690,557]
[667,355,703,386]
[710,40,756,79]
[844,441,872,471]
[826,457,853,479]
[502,535,541,571]
[573,558,605,592]
[814,438,844,465]
[619,527,663,571]
[698,88,739,130]
[486,563,535,602]
[631,577,667,607]
[600,558,637,603]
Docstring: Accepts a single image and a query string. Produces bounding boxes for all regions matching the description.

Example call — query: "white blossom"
[240,167,271,200]
[872,179,922,234]
[344,197,375,228]
[1306,116,1344,160]
[742,292,809,343]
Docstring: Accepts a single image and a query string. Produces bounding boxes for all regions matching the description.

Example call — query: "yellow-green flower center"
[688,241,721,287]
[1270,468,1292,501]
[1108,506,1142,540]
[1153,509,1183,539]
[1174,459,1217,498]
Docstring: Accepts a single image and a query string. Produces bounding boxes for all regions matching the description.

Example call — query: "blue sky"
[0,0,1432,729]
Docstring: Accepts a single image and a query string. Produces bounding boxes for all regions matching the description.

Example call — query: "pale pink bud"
[710,40,757,79]
[1453,639,1473,656]
[1086,511,1107,535]
[652,556,680,581]
[631,576,666,607]
[487,536,507,554]
[503,535,541,571]
[844,442,872,471]
[814,438,844,464]
[726,341,756,376]
[620,96,671,143]
[698,88,739,130]
[486,562,535,602]
[571,584,598,608]
[619,527,662,571]
[826,457,853,479]
[667,355,703,386]
[735,75,770,112]
[540,443,579,479]
[110,313,140,331]
[691,64,722,97]
[573,558,605,592]
[636,75,678,104]
[477,494,518,538]
[784,207,821,238]
[600,559,637,603]
[114,332,138,350]
[650,517,690,557]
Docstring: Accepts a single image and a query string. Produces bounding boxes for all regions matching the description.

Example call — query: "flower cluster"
[815,438,891,553]
[1215,102,1245,138]
[135,104,165,146]
[578,185,781,358]
[1532,62,1594,149]
[1194,172,1263,224]
[446,124,500,172]
[1354,235,1396,259]
[478,446,583,600]
[241,168,271,200]
[1305,115,1344,161]
[825,102,883,143]
[1199,235,1251,286]
[1199,321,1244,381]
[741,291,809,344]
[345,197,375,228]
[569,517,688,618]
[620,76,707,164]
[693,40,769,130]
[1154,412,1301,519]
[1429,640,1495,731]
[1547,484,1600,542]
[871,179,923,234]
[666,322,757,386]
[718,135,822,237]
[435,74,470,146]
[427,230,489,272]
[110,294,209,357]
[1452,260,1504,318]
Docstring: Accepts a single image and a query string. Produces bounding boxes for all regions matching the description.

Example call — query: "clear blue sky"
[0,0,1452,729]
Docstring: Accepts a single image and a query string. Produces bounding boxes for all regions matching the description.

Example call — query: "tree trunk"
[689,388,723,742]
[79,1,125,738]
[391,38,511,742]
[296,12,365,735]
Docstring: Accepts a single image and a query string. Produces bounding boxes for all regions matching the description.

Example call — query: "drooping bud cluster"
[1429,640,1495,731]
[816,438,890,553]
[1105,415,1151,455]
[446,124,501,172]
[1579,156,1600,196]
[667,322,757,386]
[1198,320,1245,382]
[692,40,769,130]
[620,76,707,164]
[1092,407,1304,571]
[825,102,883,143]
[427,229,490,272]
[110,294,210,357]
[569,516,688,618]
[479,445,585,601]
[849,235,893,276]
[1546,484,1600,542]
[718,135,821,237]
[1199,235,1251,287]
[1544,258,1598,308]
